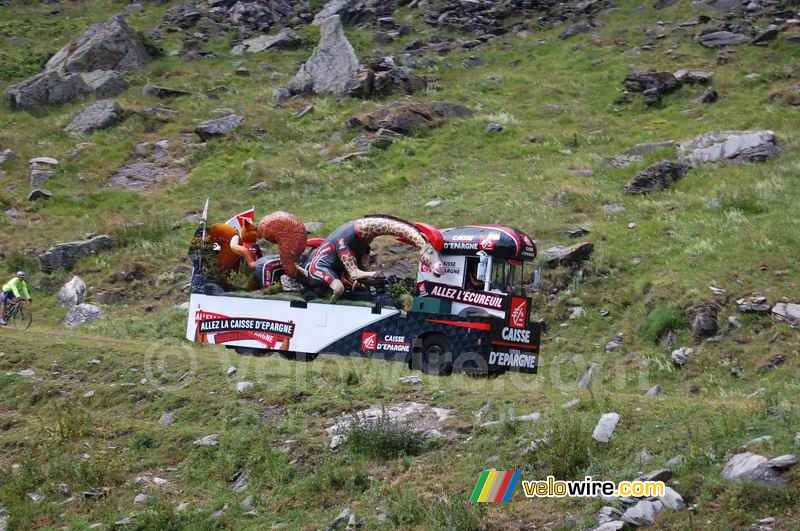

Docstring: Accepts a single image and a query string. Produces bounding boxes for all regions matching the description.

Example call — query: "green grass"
[0,0,799,527]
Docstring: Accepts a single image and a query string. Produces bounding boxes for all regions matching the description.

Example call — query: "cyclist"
[1,271,31,325]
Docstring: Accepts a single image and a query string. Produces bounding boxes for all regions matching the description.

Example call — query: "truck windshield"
[490,261,527,296]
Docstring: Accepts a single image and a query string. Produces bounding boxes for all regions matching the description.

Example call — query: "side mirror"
[476,251,489,281]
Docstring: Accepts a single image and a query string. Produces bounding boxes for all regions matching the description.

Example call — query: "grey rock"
[125,3,144,13]
[109,162,186,189]
[542,242,594,268]
[646,384,662,396]
[577,363,597,390]
[46,14,150,74]
[194,433,219,446]
[687,303,719,338]
[485,122,503,134]
[623,160,690,194]
[462,56,485,68]
[80,70,128,98]
[752,25,780,45]
[236,381,254,394]
[596,506,623,524]
[562,399,581,409]
[666,455,685,467]
[743,435,772,449]
[58,276,87,306]
[28,188,53,201]
[623,71,682,104]
[698,30,750,47]
[231,28,301,55]
[293,105,314,119]
[325,508,355,531]
[721,452,796,485]
[195,115,244,140]
[622,499,663,525]
[736,295,771,313]
[560,23,594,39]
[594,521,625,531]
[134,493,147,504]
[143,85,192,98]
[30,170,55,186]
[679,130,779,164]
[0,149,16,165]
[672,347,693,366]
[771,302,800,324]
[329,151,367,164]
[64,100,124,134]
[288,16,359,96]
[635,448,654,465]
[228,467,249,492]
[38,234,114,273]
[65,303,103,326]
[399,375,422,384]
[639,468,672,482]
[693,88,719,104]
[602,203,626,214]
[5,15,148,109]
[674,70,712,84]
[349,101,472,135]
[158,411,175,425]
[272,87,290,104]
[593,412,621,443]
[304,222,324,233]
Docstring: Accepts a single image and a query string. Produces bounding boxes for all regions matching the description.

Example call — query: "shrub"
[529,411,592,480]
[344,408,424,460]
[642,303,688,344]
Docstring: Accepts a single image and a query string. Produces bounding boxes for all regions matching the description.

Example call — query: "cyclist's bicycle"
[3,299,32,330]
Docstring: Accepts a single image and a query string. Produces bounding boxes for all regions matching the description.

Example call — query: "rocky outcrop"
[542,242,594,268]
[678,130,781,164]
[345,57,428,98]
[623,160,690,194]
[109,139,187,189]
[348,101,472,134]
[64,100,125,134]
[288,16,360,96]
[4,15,148,109]
[230,28,301,55]
[622,71,682,105]
[38,235,114,273]
[686,302,719,339]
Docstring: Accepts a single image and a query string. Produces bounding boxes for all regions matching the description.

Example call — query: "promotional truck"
[186,211,542,376]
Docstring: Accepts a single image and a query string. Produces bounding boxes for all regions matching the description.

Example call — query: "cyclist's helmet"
[16,271,25,278]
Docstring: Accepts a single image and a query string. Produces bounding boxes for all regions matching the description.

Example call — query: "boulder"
[678,130,780,164]
[752,25,780,46]
[64,100,124,134]
[5,15,147,109]
[671,347,693,366]
[674,70,713,84]
[721,452,797,485]
[325,401,453,447]
[623,160,691,194]
[58,276,87,306]
[592,412,621,443]
[195,114,244,140]
[143,85,192,98]
[693,88,719,104]
[686,302,719,338]
[542,242,594,268]
[38,235,114,273]
[312,0,376,25]
[348,101,472,135]
[231,28,301,55]
[46,14,151,73]
[288,16,360,96]
[64,303,103,326]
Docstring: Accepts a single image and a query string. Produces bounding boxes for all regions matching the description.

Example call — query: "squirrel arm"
[230,235,256,269]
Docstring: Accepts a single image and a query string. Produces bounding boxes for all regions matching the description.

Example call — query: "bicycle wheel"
[11,306,32,330]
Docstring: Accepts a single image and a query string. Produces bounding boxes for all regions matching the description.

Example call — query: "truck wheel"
[279,351,319,362]
[453,352,489,377]
[414,335,453,376]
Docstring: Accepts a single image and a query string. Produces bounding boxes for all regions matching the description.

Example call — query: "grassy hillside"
[1,0,799,528]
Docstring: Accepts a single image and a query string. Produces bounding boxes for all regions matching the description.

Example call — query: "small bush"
[344,408,423,460]
[430,498,486,531]
[642,304,688,344]
[529,411,592,480]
